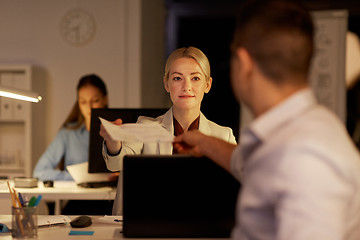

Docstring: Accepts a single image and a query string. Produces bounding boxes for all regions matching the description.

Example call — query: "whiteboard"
[310,10,348,122]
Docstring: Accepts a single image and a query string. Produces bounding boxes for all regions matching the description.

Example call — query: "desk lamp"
[0,86,42,103]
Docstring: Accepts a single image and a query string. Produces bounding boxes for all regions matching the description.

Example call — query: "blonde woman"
[100,47,236,215]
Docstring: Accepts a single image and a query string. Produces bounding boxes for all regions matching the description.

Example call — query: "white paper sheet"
[38,215,71,227]
[97,215,123,225]
[66,162,112,184]
[53,181,78,188]
[0,215,71,228]
[99,117,174,142]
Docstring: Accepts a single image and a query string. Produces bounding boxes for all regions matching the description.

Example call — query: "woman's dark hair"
[63,74,108,129]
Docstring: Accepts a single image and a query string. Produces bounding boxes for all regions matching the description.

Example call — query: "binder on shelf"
[13,73,30,91]
[0,97,13,119]
[0,73,13,87]
[13,101,28,120]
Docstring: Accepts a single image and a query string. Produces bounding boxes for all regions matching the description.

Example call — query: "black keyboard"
[78,181,117,188]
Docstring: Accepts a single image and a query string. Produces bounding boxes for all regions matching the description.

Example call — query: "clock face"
[60,9,96,46]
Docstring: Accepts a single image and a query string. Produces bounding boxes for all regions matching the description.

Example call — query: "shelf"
[0,167,24,172]
[0,119,25,124]
[0,65,32,178]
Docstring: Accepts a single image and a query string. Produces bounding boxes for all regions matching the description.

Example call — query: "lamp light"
[0,86,42,103]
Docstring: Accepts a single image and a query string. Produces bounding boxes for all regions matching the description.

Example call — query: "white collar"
[247,87,317,142]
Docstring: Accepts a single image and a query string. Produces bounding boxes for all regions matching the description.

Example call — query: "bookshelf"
[0,65,32,179]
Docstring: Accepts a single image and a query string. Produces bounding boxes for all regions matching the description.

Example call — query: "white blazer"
[102,107,237,215]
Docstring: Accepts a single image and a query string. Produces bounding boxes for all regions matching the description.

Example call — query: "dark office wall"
[141,0,169,108]
[177,15,239,139]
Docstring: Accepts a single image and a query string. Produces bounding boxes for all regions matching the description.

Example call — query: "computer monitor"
[122,154,241,238]
[88,108,168,173]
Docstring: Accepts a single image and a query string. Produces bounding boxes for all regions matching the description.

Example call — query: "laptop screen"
[122,154,241,238]
[88,108,167,173]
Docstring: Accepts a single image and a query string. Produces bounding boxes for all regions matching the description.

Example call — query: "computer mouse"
[70,215,92,228]
[43,180,53,187]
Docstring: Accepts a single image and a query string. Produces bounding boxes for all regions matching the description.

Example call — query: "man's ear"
[204,77,212,93]
[236,48,253,76]
[163,77,170,93]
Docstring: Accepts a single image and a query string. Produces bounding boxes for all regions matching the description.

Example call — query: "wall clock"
[60,9,96,47]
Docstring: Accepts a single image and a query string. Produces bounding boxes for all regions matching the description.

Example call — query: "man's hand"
[174,130,237,173]
[173,130,206,157]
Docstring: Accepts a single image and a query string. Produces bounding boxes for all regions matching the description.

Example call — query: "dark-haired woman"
[33,74,108,181]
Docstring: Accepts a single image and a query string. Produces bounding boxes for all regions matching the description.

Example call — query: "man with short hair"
[174,0,360,239]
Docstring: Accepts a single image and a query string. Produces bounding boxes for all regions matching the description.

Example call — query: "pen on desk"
[18,192,25,207]
[7,181,25,235]
[13,188,23,207]
[19,194,39,237]
[11,186,37,237]
[6,181,16,207]
[34,195,42,207]
[13,188,34,236]
[27,196,37,207]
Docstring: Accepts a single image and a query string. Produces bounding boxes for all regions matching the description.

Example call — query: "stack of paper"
[99,117,174,142]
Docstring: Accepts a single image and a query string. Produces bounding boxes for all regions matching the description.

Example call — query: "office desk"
[0,215,229,240]
[0,181,116,215]
[0,215,122,240]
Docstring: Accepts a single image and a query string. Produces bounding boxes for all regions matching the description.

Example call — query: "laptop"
[122,154,241,238]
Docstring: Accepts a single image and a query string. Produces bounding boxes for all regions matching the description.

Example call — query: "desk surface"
[0,215,229,240]
[0,181,116,215]
[0,181,116,199]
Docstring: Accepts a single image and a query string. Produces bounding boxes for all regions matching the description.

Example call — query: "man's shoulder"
[271,105,358,164]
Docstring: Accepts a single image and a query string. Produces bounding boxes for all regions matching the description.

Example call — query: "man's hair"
[231,0,314,84]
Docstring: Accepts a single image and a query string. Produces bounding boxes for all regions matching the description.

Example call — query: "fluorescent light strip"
[0,87,42,103]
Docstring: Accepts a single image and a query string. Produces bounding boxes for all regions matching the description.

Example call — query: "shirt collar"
[247,87,317,142]
[173,115,200,136]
